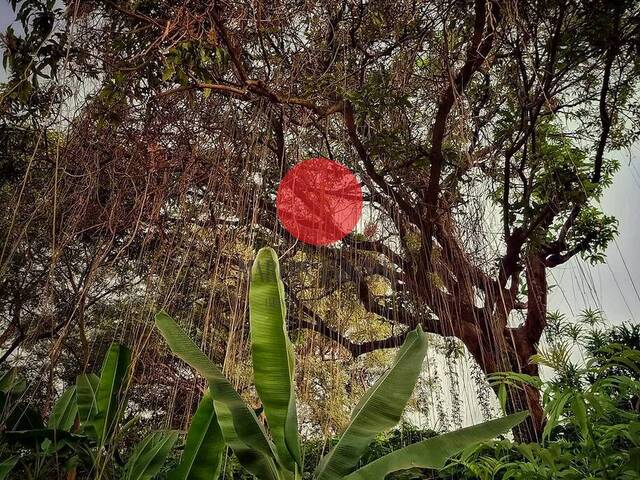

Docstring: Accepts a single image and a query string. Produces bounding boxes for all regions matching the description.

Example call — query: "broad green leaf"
[124,430,178,480]
[315,327,428,480]
[48,386,78,431]
[0,457,17,480]
[43,386,78,452]
[343,412,529,480]
[249,247,301,470]
[155,311,281,480]
[76,373,99,436]
[169,391,224,480]
[94,343,131,444]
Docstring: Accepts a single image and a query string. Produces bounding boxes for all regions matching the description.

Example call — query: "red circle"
[276,158,363,246]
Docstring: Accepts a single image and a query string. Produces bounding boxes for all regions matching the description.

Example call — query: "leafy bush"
[437,320,640,480]
[0,344,177,480]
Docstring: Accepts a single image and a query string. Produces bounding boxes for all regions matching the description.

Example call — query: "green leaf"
[0,457,18,480]
[169,391,224,480]
[155,311,281,480]
[249,247,301,470]
[629,447,640,473]
[571,394,589,441]
[76,373,99,432]
[94,343,131,444]
[48,386,78,431]
[43,386,79,452]
[497,384,507,413]
[543,390,572,440]
[0,369,26,395]
[315,327,429,480]
[343,412,529,480]
[162,64,175,82]
[124,431,178,480]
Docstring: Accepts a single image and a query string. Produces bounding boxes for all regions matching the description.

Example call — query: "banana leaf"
[249,247,301,471]
[93,343,131,444]
[48,386,78,431]
[343,412,529,480]
[155,311,281,480]
[0,457,17,480]
[76,373,99,438]
[169,391,224,480]
[315,327,428,480]
[124,430,178,480]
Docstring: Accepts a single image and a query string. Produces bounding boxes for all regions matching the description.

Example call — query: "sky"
[549,145,640,326]
[1,0,638,327]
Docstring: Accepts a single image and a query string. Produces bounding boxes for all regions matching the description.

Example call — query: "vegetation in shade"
[0,344,177,479]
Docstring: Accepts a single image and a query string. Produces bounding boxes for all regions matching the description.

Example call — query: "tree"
[2,0,639,441]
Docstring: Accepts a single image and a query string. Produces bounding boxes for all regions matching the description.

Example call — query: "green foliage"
[0,457,17,480]
[442,319,640,480]
[569,207,618,265]
[168,391,224,480]
[155,310,281,480]
[342,414,529,480]
[157,247,526,480]
[93,343,132,445]
[124,431,179,480]
[1,0,68,117]
[0,343,179,479]
[250,248,301,471]
[494,117,621,264]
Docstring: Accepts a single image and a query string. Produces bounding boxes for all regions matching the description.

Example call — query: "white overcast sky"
[1,1,638,327]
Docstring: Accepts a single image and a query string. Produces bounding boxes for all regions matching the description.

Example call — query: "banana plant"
[75,343,179,480]
[2,344,178,480]
[156,247,528,480]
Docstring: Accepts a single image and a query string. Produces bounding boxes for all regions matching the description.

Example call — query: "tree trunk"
[507,384,544,442]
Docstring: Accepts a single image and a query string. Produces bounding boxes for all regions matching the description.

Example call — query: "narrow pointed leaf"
[249,247,301,470]
[155,311,281,480]
[343,412,529,480]
[315,327,428,480]
[124,430,178,480]
[94,343,131,444]
[169,391,224,480]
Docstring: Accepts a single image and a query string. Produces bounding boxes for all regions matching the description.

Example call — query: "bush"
[437,321,640,480]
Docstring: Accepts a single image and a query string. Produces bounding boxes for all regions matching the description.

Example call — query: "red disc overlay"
[276,158,363,246]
